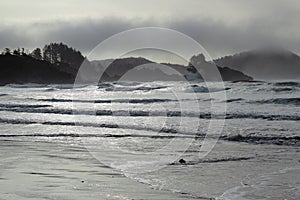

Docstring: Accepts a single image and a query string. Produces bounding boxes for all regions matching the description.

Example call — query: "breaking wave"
[0,116,298,146]
[225,98,244,103]
[272,87,294,92]
[98,83,114,88]
[0,105,299,121]
[6,84,48,88]
[105,85,167,92]
[0,117,189,135]
[0,133,188,139]
[253,98,300,106]
[113,82,142,86]
[0,103,51,109]
[50,85,89,89]
[185,85,230,93]
[221,134,300,146]
[273,81,300,87]
[34,98,175,104]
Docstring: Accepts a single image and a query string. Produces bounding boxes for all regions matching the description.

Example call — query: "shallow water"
[0,81,299,199]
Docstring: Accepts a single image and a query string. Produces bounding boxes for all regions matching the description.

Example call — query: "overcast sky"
[0,0,299,60]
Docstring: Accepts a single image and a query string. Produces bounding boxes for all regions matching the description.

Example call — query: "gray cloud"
[1,14,300,59]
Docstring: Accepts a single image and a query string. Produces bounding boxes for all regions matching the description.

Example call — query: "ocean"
[0,81,299,199]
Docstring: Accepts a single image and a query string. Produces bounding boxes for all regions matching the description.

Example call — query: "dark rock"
[179,158,186,164]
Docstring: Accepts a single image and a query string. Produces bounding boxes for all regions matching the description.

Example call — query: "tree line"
[1,42,85,69]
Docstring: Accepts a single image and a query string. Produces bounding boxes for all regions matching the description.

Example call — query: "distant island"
[90,54,253,82]
[0,42,299,85]
[215,48,300,80]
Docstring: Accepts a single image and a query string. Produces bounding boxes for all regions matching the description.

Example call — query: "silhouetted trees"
[42,42,84,68]
[21,48,29,55]
[30,48,42,60]
[3,48,11,55]
[1,43,85,69]
[13,48,21,55]
[1,47,30,56]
